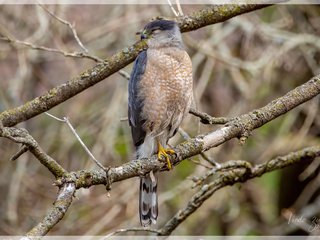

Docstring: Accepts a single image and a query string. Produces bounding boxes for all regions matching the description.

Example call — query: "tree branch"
[25,183,76,238]
[0,3,274,128]
[0,127,67,178]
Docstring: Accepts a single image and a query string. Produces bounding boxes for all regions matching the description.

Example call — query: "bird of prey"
[128,19,193,227]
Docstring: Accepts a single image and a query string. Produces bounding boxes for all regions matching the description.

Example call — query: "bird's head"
[138,19,183,48]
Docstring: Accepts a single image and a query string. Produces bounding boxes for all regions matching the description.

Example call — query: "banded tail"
[139,172,158,226]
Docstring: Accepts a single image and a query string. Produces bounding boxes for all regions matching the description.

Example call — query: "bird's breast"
[138,47,193,134]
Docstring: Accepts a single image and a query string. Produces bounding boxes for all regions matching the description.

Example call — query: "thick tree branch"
[25,183,76,238]
[68,74,320,189]
[0,4,274,128]
[158,146,320,235]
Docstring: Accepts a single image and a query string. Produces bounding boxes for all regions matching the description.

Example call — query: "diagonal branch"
[25,183,76,238]
[0,3,275,128]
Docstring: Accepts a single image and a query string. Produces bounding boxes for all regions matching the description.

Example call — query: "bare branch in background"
[0,35,103,62]
[166,0,179,17]
[175,0,184,16]
[37,3,89,53]
[45,112,107,171]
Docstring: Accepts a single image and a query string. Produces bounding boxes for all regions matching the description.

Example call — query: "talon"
[157,141,174,170]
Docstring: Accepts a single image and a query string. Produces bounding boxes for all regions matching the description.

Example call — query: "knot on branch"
[225,116,252,145]
[105,167,112,191]
[54,172,79,188]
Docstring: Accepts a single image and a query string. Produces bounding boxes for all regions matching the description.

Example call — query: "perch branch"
[68,74,320,189]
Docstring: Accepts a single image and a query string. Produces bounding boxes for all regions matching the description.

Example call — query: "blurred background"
[0,4,319,236]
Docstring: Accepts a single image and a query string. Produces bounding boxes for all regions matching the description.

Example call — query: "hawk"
[128,19,193,226]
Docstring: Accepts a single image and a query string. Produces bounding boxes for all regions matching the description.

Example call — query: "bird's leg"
[157,140,175,170]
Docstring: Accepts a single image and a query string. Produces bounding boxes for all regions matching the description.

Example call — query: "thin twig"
[178,128,219,167]
[45,113,107,171]
[175,0,184,16]
[45,112,65,122]
[120,117,128,122]
[189,107,230,125]
[0,35,103,63]
[38,3,89,53]
[166,0,179,17]
[299,159,320,181]
[118,69,130,80]
[10,145,29,161]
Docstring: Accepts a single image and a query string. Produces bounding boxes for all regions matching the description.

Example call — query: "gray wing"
[128,50,147,149]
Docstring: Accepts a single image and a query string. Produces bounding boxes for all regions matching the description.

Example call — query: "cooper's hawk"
[128,20,193,226]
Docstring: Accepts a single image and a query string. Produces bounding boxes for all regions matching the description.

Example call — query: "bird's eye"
[152,29,161,34]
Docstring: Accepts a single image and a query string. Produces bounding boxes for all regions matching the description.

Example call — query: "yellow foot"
[157,142,175,170]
